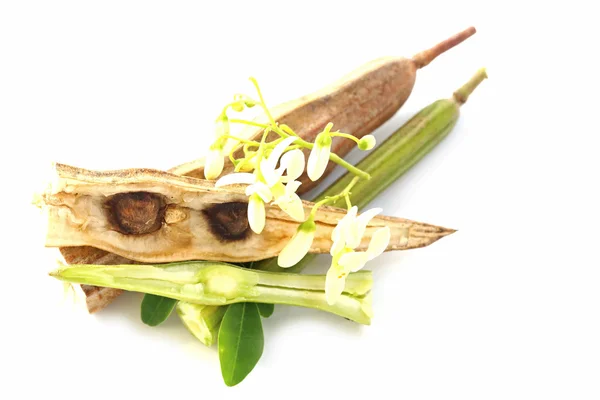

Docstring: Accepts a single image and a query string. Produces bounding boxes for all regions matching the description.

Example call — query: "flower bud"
[231,102,244,112]
[215,114,230,137]
[204,148,225,180]
[358,135,376,150]
[307,132,332,181]
[247,193,266,234]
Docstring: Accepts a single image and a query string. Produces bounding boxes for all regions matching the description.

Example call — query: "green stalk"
[50,261,372,325]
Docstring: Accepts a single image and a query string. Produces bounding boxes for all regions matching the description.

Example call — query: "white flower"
[215,136,305,234]
[277,219,316,268]
[325,206,391,305]
[307,130,332,181]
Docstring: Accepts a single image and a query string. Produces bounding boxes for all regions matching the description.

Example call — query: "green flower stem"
[229,119,269,129]
[50,261,372,325]
[310,176,360,217]
[330,132,361,144]
[279,124,300,137]
[221,135,260,145]
[249,77,276,126]
[293,137,370,180]
[253,127,273,178]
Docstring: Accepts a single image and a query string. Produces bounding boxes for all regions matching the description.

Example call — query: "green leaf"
[256,303,274,318]
[141,294,177,326]
[218,302,264,387]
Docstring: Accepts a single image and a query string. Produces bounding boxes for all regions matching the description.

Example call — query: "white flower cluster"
[203,83,385,304]
[278,206,390,305]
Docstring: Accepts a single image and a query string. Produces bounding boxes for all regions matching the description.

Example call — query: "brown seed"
[203,202,250,241]
[105,192,166,235]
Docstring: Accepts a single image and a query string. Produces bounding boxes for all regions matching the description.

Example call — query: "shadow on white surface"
[265,304,365,337]
[90,289,218,360]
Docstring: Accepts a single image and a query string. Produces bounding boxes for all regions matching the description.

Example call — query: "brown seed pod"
[44,163,454,264]
[172,26,477,193]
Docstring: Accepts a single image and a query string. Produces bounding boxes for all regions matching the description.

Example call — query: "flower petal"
[215,172,255,187]
[285,180,302,195]
[260,136,298,186]
[246,181,273,203]
[307,142,330,181]
[247,194,266,234]
[260,158,285,187]
[355,207,382,230]
[329,238,345,257]
[204,149,224,180]
[275,192,305,221]
[280,149,305,182]
[339,206,361,247]
[347,207,382,249]
[269,181,286,200]
[338,251,369,273]
[277,222,315,268]
[331,206,357,244]
[255,182,274,203]
[366,226,391,261]
[267,136,297,167]
[325,264,347,306]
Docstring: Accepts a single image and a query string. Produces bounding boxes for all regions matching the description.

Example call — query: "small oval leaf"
[141,294,177,326]
[218,302,264,386]
[257,303,274,318]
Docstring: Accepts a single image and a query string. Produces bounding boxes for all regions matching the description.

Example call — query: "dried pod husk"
[42,163,454,264]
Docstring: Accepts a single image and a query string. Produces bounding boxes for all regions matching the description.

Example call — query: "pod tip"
[413,26,478,68]
[453,68,488,105]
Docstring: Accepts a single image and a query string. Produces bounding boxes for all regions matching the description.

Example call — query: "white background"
[2,1,599,399]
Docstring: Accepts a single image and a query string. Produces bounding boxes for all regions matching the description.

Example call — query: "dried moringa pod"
[40,163,454,264]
